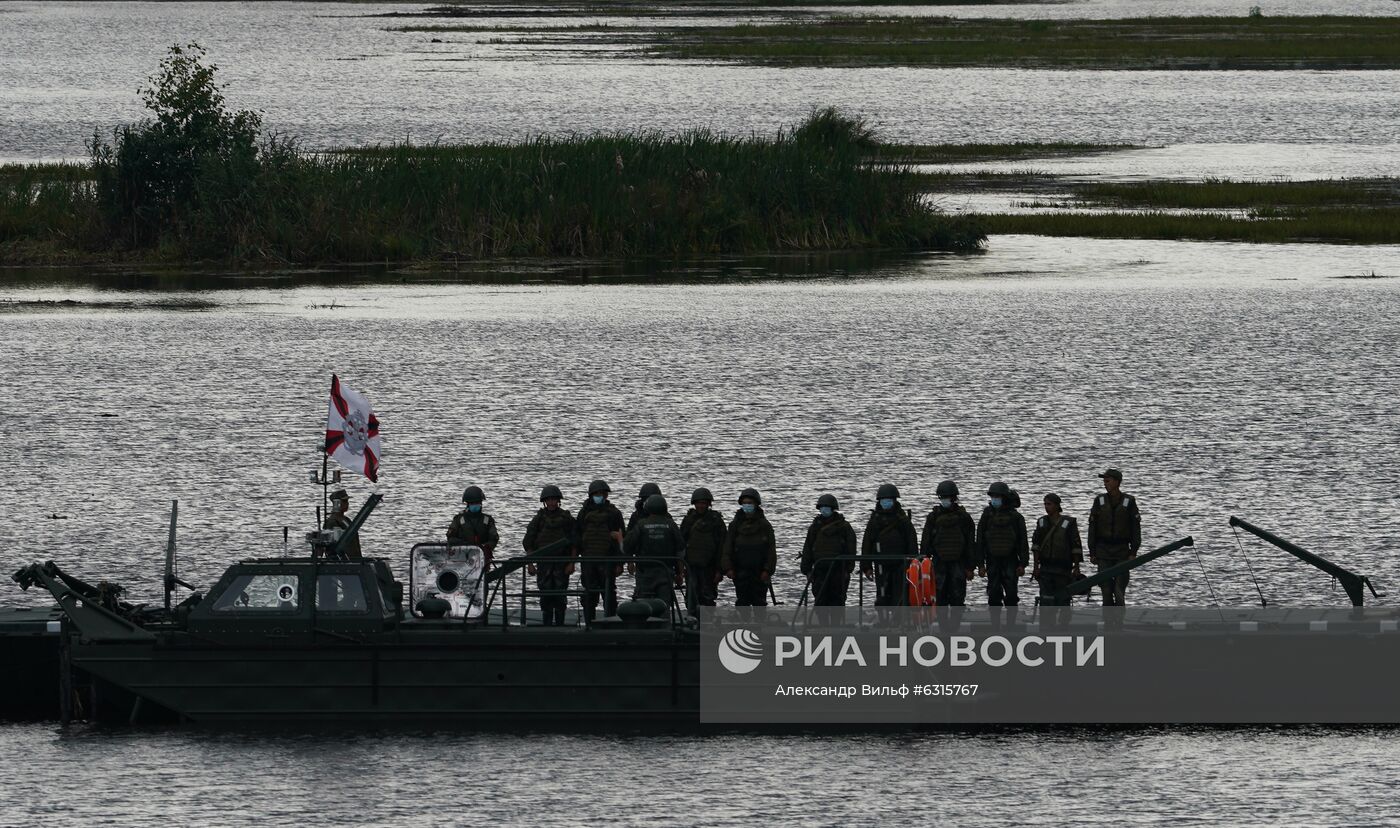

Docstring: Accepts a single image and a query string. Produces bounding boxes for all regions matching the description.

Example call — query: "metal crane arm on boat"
[1228,516,1382,607]
[11,561,155,642]
[1055,536,1194,604]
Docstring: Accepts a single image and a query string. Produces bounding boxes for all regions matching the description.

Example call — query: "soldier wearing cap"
[1032,493,1083,621]
[1087,468,1140,607]
[323,489,362,560]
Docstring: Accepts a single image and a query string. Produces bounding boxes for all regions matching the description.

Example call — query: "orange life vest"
[906,557,936,606]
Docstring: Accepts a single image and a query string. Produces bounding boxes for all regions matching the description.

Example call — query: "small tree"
[90,43,262,245]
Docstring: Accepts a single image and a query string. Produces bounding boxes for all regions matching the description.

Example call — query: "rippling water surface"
[4,2,1400,160]
[1,725,1397,826]
[4,2,1400,820]
[3,237,1397,609]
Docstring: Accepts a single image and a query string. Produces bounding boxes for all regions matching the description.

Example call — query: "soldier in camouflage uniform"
[679,487,727,616]
[921,480,977,608]
[860,484,916,608]
[447,485,499,561]
[574,479,625,622]
[523,484,576,626]
[1032,492,1083,626]
[1087,468,1141,607]
[323,489,362,560]
[624,494,686,607]
[976,481,1029,626]
[802,493,857,622]
[722,488,777,614]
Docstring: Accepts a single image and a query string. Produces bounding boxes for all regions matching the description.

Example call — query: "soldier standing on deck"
[802,494,858,620]
[323,489,362,560]
[680,487,727,616]
[1032,493,1083,624]
[977,481,1029,627]
[447,486,499,561]
[1087,468,1141,607]
[627,483,663,532]
[575,479,626,622]
[722,488,777,614]
[624,494,686,607]
[921,480,977,608]
[860,484,916,607]
[523,485,576,626]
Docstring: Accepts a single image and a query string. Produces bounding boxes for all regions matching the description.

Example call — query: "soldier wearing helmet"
[920,480,977,607]
[679,487,727,616]
[573,479,625,622]
[448,485,499,560]
[623,494,686,607]
[1033,492,1084,624]
[523,484,576,626]
[628,483,663,533]
[802,493,857,616]
[721,488,777,612]
[860,484,916,607]
[977,481,1029,625]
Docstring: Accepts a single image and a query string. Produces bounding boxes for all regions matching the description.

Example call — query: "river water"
[3,2,1399,824]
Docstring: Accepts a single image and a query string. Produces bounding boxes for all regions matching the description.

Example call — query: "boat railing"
[483,553,688,630]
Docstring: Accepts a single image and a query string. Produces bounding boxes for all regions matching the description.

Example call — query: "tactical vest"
[982,508,1019,558]
[578,507,616,556]
[1093,494,1136,544]
[871,511,911,557]
[532,510,572,552]
[731,514,770,571]
[685,511,723,565]
[1038,516,1073,564]
[451,512,492,545]
[638,516,680,559]
[930,508,968,562]
[810,517,850,560]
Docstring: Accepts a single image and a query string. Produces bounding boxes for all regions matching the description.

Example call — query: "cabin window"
[211,574,300,612]
[316,574,367,613]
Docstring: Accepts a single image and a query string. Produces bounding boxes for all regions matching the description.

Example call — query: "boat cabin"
[187,558,403,637]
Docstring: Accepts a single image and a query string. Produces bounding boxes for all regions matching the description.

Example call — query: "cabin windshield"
[316,574,367,613]
[211,573,300,612]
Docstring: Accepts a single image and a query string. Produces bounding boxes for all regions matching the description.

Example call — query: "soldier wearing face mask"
[575,479,626,622]
[921,480,977,607]
[802,493,857,612]
[680,487,727,616]
[977,481,1029,624]
[861,484,916,607]
[448,485,499,560]
[722,488,777,611]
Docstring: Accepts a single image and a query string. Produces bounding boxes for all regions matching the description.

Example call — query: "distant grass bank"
[954,178,1400,245]
[976,210,1400,245]
[638,15,1400,69]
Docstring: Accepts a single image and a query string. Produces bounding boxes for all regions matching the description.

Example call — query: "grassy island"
[0,46,984,267]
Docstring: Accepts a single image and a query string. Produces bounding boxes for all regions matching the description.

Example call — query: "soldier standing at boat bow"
[802,493,857,622]
[977,481,1029,626]
[1032,492,1083,625]
[861,484,916,608]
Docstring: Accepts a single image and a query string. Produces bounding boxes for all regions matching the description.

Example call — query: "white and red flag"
[325,375,381,482]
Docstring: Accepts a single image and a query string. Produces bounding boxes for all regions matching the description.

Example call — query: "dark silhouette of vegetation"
[1,48,984,265]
